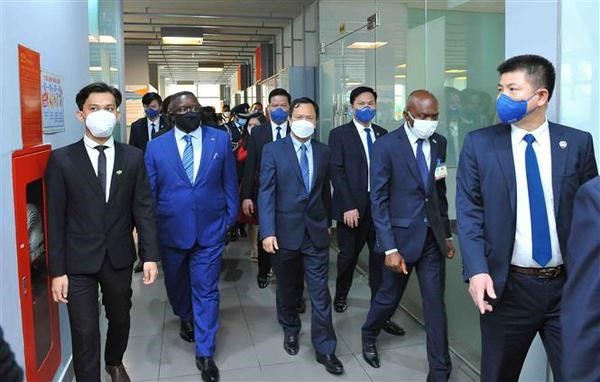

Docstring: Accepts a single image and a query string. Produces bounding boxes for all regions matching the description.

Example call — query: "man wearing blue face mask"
[456,54,598,381]
[129,92,169,152]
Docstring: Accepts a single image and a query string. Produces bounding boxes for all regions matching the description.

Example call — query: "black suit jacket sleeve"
[241,127,260,200]
[46,152,68,277]
[129,118,144,148]
[322,150,333,227]
[436,137,451,237]
[132,153,160,262]
[328,127,356,213]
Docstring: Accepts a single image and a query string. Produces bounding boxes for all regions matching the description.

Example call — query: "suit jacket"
[329,121,387,221]
[145,127,239,249]
[562,176,600,382]
[46,140,160,277]
[258,136,332,250]
[240,123,290,201]
[129,115,169,152]
[370,125,451,263]
[456,122,598,298]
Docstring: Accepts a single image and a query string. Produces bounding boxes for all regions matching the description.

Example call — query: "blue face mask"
[145,108,160,119]
[496,92,539,124]
[236,118,247,127]
[270,107,289,124]
[354,106,376,123]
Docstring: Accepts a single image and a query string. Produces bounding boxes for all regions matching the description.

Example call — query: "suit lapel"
[427,136,439,194]
[107,143,127,204]
[164,130,191,184]
[349,122,368,165]
[283,136,304,185]
[494,125,517,213]
[141,119,150,142]
[68,140,105,200]
[194,127,216,186]
[549,123,567,217]
[398,126,425,192]
[310,141,321,193]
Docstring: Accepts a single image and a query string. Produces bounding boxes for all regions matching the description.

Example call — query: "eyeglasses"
[171,106,201,115]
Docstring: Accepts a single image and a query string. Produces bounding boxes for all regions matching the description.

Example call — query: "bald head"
[404,90,439,124]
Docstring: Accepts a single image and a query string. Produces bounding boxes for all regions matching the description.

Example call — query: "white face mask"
[85,110,117,138]
[407,112,438,139]
[290,119,315,139]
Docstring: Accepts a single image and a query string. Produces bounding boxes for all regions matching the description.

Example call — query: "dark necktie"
[300,144,310,196]
[151,122,157,138]
[95,145,107,198]
[416,139,429,188]
[364,127,373,158]
[276,126,282,140]
[523,134,552,266]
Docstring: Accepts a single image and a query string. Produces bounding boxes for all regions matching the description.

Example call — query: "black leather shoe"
[333,297,347,313]
[283,335,299,355]
[257,274,270,289]
[179,320,195,343]
[105,364,131,382]
[296,298,306,314]
[195,356,219,382]
[382,319,406,336]
[362,341,380,368]
[133,261,143,273]
[316,353,344,375]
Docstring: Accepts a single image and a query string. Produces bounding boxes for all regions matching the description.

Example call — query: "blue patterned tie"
[276,126,282,140]
[300,144,310,197]
[523,134,552,266]
[364,128,373,158]
[182,134,194,183]
[416,139,429,188]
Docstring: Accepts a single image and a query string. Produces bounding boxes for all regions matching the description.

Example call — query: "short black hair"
[142,92,162,106]
[350,86,377,104]
[291,97,319,119]
[268,88,292,105]
[76,82,122,111]
[252,102,263,108]
[497,54,556,101]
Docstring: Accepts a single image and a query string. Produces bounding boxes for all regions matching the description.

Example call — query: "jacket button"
[425,198,429,202]
[424,218,428,223]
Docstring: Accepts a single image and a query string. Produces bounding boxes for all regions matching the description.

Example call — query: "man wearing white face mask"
[258,97,343,375]
[46,82,160,382]
[361,90,454,380]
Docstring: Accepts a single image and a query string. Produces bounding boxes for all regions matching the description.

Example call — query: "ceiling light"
[394,74,406,79]
[346,82,362,86]
[347,41,387,49]
[454,76,468,80]
[162,27,203,45]
[88,35,117,43]
[89,66,101,71]
[397,64,406,69]
[197,62,223,72]
[445,69,467,74]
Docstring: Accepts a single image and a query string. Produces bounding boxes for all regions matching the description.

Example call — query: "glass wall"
[318,0,505,371]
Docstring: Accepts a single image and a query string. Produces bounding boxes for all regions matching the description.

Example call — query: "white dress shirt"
[174,126,202,183]
[291,134,313,189]
[271,120,288,141]
[511,119,563,267]
[83,135,115,202]
[147,117,160,140]
[353,119,377,192]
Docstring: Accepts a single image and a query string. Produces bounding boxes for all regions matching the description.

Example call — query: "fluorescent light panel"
[197,62,223,72]
[445,69,467,74]
[162,27,204,45]
[347,41,387,49]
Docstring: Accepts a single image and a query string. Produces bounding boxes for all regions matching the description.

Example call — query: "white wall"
[0,1,90,379]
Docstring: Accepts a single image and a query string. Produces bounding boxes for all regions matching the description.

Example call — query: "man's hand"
[143,262,159,285]
[242,199,255,217]
[343,209,360,228]
[446,239,456,259]
[263,236,279,254]
[51,275,69,303]
[468,273,496,314]
[384,252,409,274]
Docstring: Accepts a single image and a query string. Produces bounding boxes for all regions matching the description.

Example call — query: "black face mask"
[174,111,202,133]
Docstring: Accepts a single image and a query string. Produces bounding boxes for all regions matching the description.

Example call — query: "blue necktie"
[364,127,373,158]
[416,139,429,188]
[182,134,194,183]
[276,126,282,140]
[300,144,310,196]
[523,134,552,266]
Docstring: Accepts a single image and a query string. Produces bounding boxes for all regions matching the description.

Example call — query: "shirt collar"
[511,118,549,144]
[271,120,288,129]
[403,122,420,145]
[84,134,114,149]
[147,117,159,127]
[174,126,202,140]
[353,118,372,130]
[290,134,311,151]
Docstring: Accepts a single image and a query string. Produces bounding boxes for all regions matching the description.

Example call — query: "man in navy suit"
[145,91,238,382]
[258,97,344,375]
[329,86,404,336]
[456,54,597,381]
[561,176,600,381]
[361,90,455,380]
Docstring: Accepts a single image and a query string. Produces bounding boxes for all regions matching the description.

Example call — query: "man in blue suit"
[561,176,600,381]
[361,90,455,380]
[258,97,344,375]
[145,91,238,382]
[456,54,598,381]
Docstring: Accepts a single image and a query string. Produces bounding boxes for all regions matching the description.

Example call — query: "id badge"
[434,160,447,180]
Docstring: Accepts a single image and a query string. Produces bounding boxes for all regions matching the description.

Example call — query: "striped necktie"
[182,135,194,183]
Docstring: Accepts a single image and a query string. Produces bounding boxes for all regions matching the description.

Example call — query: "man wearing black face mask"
[145,91,239,382]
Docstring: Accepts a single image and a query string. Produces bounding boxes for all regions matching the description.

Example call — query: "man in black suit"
[129,92,169,152]
[329,86,405,337]
[46,82,160,382]
[259,97,343,375]
[241,89,305,311]
[362,90,455,380]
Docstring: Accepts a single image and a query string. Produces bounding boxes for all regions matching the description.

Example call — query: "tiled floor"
[99,238,478,381]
